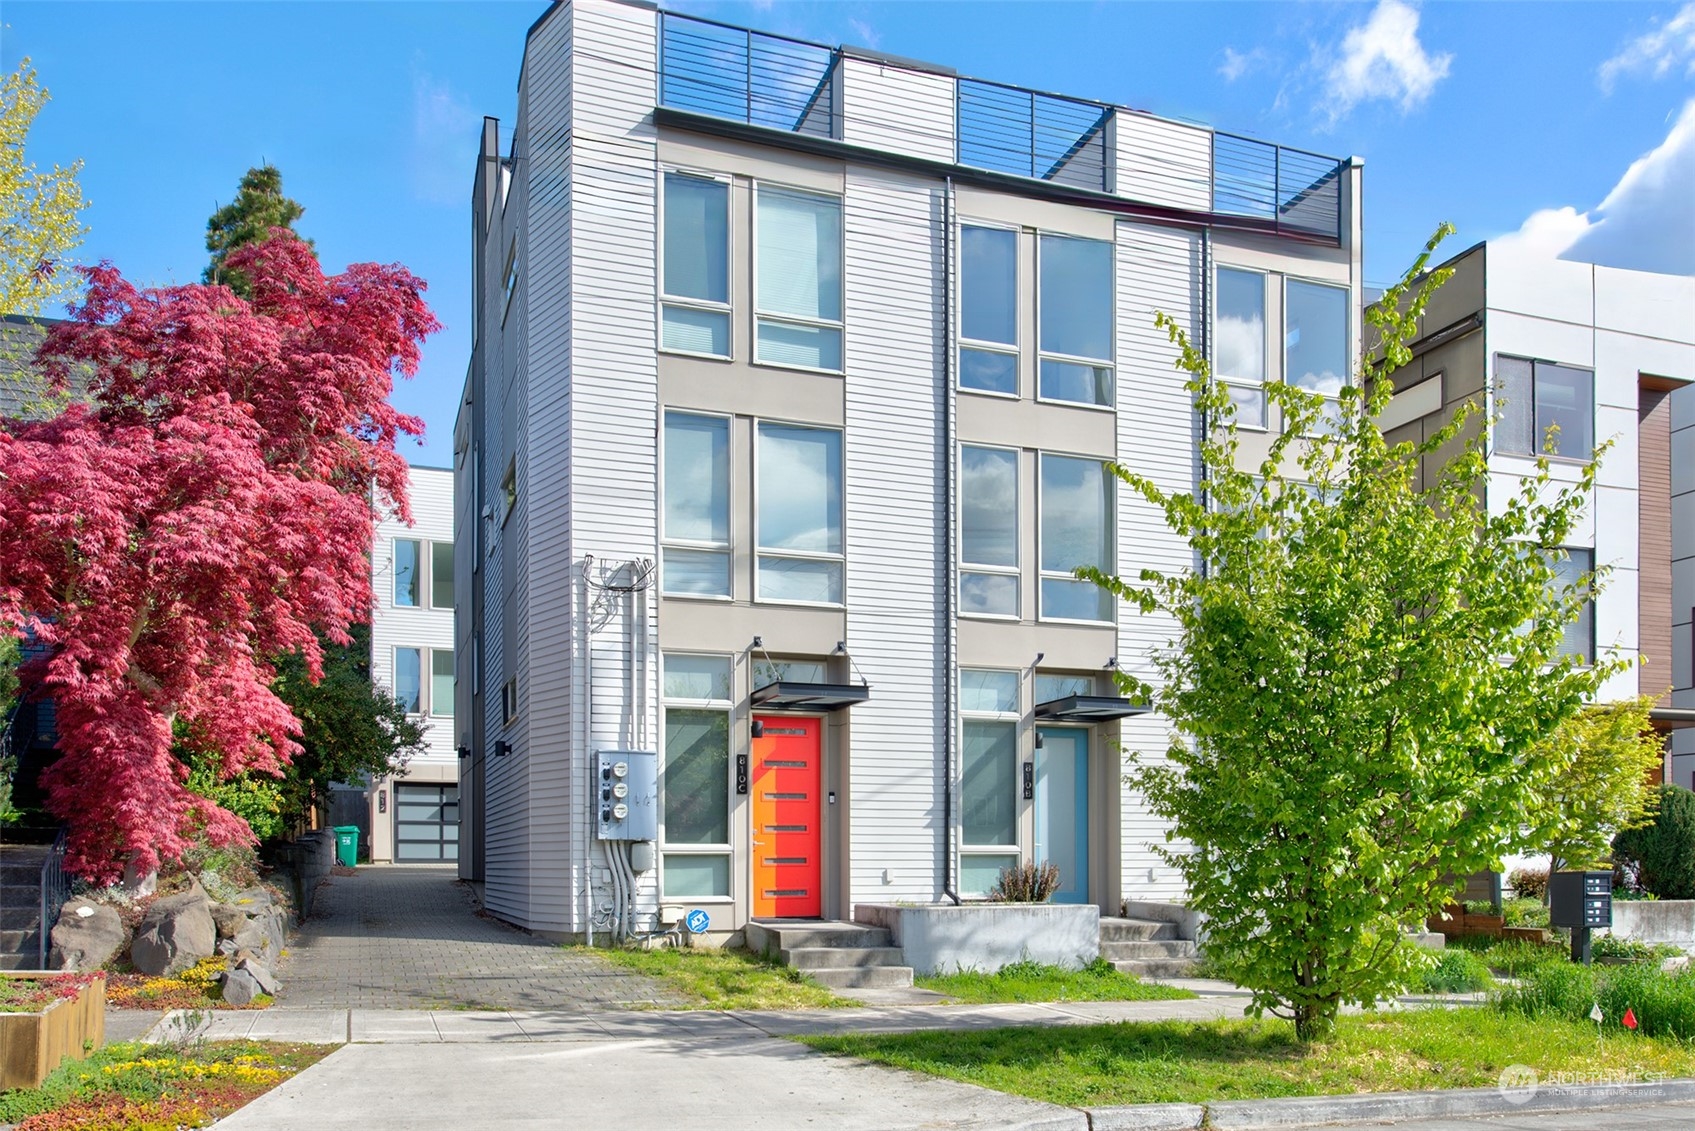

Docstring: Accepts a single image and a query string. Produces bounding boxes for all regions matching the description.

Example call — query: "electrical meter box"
[595,750,657,841]
[1549,870,1612,929]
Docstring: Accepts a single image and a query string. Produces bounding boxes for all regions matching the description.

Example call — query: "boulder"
[1661,954,1690,975]
[236,957,279,996]
[232,907,284,969]
[129,882,216,977]
[50,900,125,971]
[220,963,262,1006]
[209,903,248,941]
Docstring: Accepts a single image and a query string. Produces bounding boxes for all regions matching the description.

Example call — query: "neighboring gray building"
[457,0,1363,939]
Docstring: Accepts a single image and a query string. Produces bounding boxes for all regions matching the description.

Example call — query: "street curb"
[1086,1077,1695,1129]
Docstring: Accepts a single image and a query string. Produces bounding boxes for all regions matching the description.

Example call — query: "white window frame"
[658,167,734,361]
[500,239,518,326]
[1492,354,1596,463]
[958,668,1023,898]
[1283,275,1352,439]
[753,417,846,609]
[1035,231,1116,411]
[751,180,846,375]
[957,220,1021,400]
[660,652,735,903]
[1213,265,1269,432]
[1037,450,1116,625]
[393,538,423,609]
[394,646,454,719]
[661,410,734,601]
[958,443,1021,620]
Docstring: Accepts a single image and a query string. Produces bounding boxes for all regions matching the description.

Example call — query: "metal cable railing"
[1212,132,1344,241]
[659,13,838,138]
[955,78,1113,191]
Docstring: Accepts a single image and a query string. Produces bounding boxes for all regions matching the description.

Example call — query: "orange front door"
[751,716,823,918]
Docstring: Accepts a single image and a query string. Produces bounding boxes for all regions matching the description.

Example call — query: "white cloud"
[1322,0,1452,121]
[1497,98,1695,276]
[847,17,880,50]
[1219,47,1268,83]
[410,71,479,206]
[1599,3,1695,91]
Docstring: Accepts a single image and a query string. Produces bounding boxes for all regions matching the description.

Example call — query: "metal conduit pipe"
[941,174,961,907]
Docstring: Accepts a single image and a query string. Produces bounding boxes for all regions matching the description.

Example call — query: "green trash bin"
[334,825,359,868]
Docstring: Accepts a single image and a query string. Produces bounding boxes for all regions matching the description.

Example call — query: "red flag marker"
[1623,1007,1638,1030]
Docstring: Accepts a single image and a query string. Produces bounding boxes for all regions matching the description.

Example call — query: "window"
[501,460,517,523]
[755,185,843,371]
[752,658,828,687]
[395,647,422,714]
[662,654,732,899]
[756,422,844,604]
[1039,454,1113,622]
[500,677,518,726]
[661,172,731,357]
[431,650,455,718]
[431,542,455,610]
[1496,356,1594,460]
[1550,547,1595,664]
[960,225,1018,395]
[1285,279,1349,432]
[1216,268,1267,429]
[960,445,1019,617]
[501,240,518,324]
[1035,673,1094,703]
[960,669,1020,896]
[394,647,453,717]
[394,540,421,608]
[662,413,731,597]
[1038,234,1114,406]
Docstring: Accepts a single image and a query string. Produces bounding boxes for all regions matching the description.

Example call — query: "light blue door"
[1034,727,1089,904]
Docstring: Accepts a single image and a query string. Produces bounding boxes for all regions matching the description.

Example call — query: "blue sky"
[6,1,1693,467]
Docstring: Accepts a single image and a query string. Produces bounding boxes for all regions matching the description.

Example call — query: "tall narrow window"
[1286,279,1349,431]
[1216,268,1267,428]
[1496,356,1594,460]
[431,542,455,610]
[394,539,421,608]
[663,413,732,597]
[1038,234,1114,406]
[501,241,518,324]
[959,669,1020,896]
[960,445,1019,617]
[394,647,422,714]
[755,186,843,371]
[431,650,455,717]
[662,653,733,899]
[1040,453,1113,622]
[960,225,1018,395]
[756,422,844,604]
[1550,547,1595,664]
[661,172,731,357]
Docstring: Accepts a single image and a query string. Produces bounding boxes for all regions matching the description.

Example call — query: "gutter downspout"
[941,175,961,906]
[582,555,595,947]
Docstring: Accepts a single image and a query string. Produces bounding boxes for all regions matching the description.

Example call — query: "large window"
[662,413,732,597]
[1038,234,1114,406]
[960,225,1018,395]
[661,172,731,357]
[1496,356,1594,460]
[1285,279,1349,431]
[431,542,455,610]
[431,651,454,718]
[392,537,454,611]
[960,445,1019,617]
[756,422,844,604]
[960,669,1020,896]
[393,647,454,718]
[755,186,843,371]
[1216,267,1267,429]
[1040,454,1113,622]
[662,654,733,899]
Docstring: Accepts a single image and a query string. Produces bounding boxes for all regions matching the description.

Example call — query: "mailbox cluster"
[1549,870,1612,929]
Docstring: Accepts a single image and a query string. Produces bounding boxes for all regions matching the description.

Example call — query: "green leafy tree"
[1086,226,1614,1042]
[0,59,86,318]
[203,164,309,297]
[1519,696,1663,876]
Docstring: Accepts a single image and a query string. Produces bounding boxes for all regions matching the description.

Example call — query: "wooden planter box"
[0,973,106,1090]
[1426,905,1505,938]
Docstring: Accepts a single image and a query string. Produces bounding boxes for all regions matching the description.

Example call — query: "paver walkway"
[276,864,683,1011]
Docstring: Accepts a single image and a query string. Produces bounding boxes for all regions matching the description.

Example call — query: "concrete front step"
[805,964,917,990]
[0,906,42,931]
[0,951,46,971]
[746,920,892,955]
[1099,916,1178,942]
[781,946,907,971]
[1101,939,1196,962]
[1114,957,1199,978]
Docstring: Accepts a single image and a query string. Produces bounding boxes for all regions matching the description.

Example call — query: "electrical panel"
[595,750,657,841]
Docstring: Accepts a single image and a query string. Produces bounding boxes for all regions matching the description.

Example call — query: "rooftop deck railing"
[657,10,1344,241]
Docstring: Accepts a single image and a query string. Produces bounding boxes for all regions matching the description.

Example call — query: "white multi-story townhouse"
[454,0,1364,940]
[365,464,460,863]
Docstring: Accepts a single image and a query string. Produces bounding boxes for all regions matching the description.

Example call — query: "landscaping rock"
[50,899,125,971]
[129,882,217,976]
[210,902,248,941]
[220,962,263,1006]
[237,957,279,996]
[1661,954,1690,975]
[232,905,285,969]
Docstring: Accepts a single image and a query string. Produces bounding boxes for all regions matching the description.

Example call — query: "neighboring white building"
[365,464,459,863]
[454,0,1364,939]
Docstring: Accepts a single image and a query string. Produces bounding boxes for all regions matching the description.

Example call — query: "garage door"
[395,784,459,862]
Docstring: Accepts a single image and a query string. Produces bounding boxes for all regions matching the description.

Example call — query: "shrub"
[1613,785,1695,900]
[1502,898,1550,929]
[1591,935,1682,963]
[1479,938,1569,978]
[989,861,1060,903]
[1508,867,1549,901]
[1462,900,1499,917]
[1416,949,1492,993]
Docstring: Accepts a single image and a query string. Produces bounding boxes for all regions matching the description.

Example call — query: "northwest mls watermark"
[1497,1064,1669,1104]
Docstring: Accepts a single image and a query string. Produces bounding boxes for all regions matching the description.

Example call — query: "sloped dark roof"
[0,314,86,420]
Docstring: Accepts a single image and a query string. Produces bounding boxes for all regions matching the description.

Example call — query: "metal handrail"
[38,828,69,970]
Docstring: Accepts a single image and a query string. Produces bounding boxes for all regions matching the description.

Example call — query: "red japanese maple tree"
[0,233,437,882]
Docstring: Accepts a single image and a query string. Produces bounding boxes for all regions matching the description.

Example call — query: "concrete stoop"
[744,920,915,990]
[0,846,50,972]
[1101,916,1198,979]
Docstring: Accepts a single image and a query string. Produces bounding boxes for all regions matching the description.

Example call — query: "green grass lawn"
[574,944,851,1010]
[800,1009,1695,1107]
[916,959,1197,1004]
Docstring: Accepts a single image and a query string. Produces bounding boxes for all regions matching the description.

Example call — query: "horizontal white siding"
[1115,115,1212,213]
[840,57,955,164]
[370,466,458,765]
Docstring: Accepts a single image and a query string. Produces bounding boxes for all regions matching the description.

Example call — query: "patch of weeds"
[569,944,850,1010]
[916,958,1196,1005]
